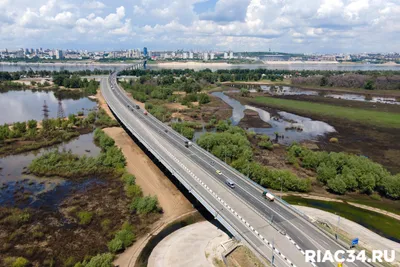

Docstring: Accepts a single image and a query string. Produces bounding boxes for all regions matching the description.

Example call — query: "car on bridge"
[216,170,222,175]
[225,179,235,188]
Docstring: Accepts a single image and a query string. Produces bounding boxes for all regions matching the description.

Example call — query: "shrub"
[4,257,30,267]
[85,253,114,267]
[370,193,382,201]
[130,196,160,214]
[114,228,135,248]
[329,137,339,143]
[121,173,136,185]
[2,210,30,226]
[77,211,93,225]
[258,140,273,150]
[327,176,347,195]
[198,93,210,104]
[108,238,123,253]
[125,184,143,199]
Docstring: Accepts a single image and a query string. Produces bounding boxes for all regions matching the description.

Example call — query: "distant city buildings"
[0,46,398,63]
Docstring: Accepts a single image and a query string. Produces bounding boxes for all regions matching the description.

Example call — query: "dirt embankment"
[96,90,194,267]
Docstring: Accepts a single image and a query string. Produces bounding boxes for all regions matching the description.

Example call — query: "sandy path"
[96,89,194,266]
[295,206,400,265]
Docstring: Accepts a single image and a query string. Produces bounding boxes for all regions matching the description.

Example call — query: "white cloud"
[0,0,399,52]
[82,1,106,9]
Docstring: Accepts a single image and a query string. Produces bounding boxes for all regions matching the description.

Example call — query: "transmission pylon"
[57,99,65,119]
[42,100,49,120]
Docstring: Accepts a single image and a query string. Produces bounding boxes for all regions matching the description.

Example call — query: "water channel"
[211,92,336,144]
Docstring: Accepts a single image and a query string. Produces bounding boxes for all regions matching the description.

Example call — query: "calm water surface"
[0,90,97,124]
[211,92,335,144]
[0,132,102,209]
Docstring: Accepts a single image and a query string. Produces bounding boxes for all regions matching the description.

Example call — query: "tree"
[364,80,375,90]
[316,163,336,183]
[27,119,37,130]
[327,176,347,195]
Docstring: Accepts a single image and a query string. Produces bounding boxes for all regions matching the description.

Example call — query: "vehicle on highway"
[144,111,148,115]
[225,179,235,188]
[184,140,192,148]
[262,191,275,202]
[135,104,140,109]
[216,170,222,175]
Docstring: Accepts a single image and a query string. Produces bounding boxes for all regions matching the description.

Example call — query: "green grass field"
[284,195,400,242]
[252,96,400,128]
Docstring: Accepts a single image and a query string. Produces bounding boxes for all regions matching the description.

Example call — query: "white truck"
[262,191,275,202]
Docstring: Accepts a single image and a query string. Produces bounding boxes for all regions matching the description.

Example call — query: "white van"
[225,179,235,188]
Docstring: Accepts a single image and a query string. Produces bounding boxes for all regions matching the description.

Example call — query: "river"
[149,63,400,71]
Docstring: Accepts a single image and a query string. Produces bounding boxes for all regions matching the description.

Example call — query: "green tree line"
[287,144,400,198]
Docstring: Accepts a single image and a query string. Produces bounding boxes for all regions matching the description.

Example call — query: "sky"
[0,0,399,53]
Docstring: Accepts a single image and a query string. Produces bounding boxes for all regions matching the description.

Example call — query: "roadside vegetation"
[287,144,400,199]
[251,96,400,128]
[0,109,118,156]
[196,122,311,192]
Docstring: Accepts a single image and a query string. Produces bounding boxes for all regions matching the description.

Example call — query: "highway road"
[101,72,373,267]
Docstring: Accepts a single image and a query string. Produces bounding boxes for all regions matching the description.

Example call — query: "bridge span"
[101,71,373,267]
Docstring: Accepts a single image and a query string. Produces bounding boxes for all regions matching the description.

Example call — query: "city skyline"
[0,0,399,53]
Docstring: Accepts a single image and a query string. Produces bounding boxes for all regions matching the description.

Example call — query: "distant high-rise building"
[210,53,215,60]
[229,51,234,59]
[189,52,194,59]
[143,47,148,57]
[224,52,228,59]
[25,48,29,55]
[203,52,208,61]
[182,52,188,59]
[55,49,63,59]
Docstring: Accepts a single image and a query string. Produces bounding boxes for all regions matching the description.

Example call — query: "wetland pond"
[0,132,102,210]
[0,89,97,124]
[211,92,336,144]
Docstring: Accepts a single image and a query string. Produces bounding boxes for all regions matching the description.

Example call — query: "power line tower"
[57,99,65,119]
[42,100,49,120]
